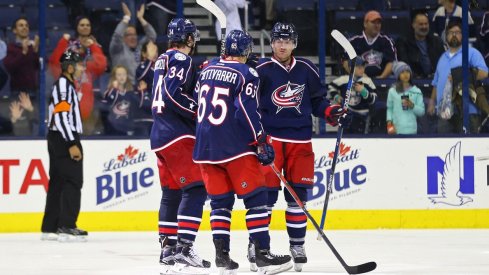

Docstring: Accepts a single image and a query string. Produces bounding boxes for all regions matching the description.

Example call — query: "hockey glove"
[246,54,259,69]
[251,134,275,166]
[324,105,352,128]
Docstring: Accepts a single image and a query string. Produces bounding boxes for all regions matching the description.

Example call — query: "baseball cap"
[364,10,382,22]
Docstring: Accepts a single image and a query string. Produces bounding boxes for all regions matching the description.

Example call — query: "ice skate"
[41,232,58,241]
[172,242,211,274]
[214,239,239,275]
[247,241,258,272]
[254,241,292,275]
[57,227,88,242]
[290,245,307,272]
[159,237,176,274]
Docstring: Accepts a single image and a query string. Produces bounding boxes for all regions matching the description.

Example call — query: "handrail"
[259,29,271,58]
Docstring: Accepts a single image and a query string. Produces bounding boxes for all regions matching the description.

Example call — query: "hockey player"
[253,23,351,272]
[150,18,210,274]
[193,29,292,275]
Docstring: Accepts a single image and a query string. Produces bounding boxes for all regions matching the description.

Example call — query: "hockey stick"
[318,30,357,238]
[196,0,226,57]
[270,164,376,274]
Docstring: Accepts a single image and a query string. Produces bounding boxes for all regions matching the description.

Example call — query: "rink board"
[1,138,489,232]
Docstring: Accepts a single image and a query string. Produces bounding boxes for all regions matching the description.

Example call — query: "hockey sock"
[177,186,207,242]
[244,191,270,250]
[285,187,308,246]
[210,196,234,251]
[159,187,182,246]
[267,190,279,224]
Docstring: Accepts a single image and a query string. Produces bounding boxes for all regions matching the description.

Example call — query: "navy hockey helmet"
[224,30,253,57]
[271,22,298,45]
[167,18,200,43]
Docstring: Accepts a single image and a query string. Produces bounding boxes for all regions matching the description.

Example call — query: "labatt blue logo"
[427,141,474,206]
[96,145,154,205]
[309,142,366,202]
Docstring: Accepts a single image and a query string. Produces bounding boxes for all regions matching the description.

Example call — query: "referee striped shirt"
[48,75,83,142]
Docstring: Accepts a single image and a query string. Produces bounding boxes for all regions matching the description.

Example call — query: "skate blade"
[218,267,238,275]
[41,233,58,241]
[58,234,87,243]
[250,262,258,272]
[160,264,178,275]
[171,263,210,274]
[257,261,293,275]
[293,262,304,272]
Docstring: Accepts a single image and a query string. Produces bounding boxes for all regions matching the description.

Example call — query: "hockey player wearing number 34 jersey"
[150,18,210,274]
[193,29,292,275]
[253,22,353,272]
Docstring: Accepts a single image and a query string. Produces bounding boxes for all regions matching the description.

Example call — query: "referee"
[41,49,87,242]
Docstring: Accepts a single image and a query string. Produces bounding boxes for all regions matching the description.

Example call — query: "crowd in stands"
[1,0,489,136]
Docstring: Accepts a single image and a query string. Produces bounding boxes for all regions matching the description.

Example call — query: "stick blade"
[331,29,356,60]
[196,0,227,27]
[347,261,377,274]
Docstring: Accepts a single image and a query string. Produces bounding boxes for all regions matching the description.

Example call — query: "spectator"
[3,17,40,96]
[264,0,276,29]
[49,16,107,134]
[0,37,7,92]
[396,12,446,79]
[136,40,158,93]
[101,65,142,136]
[343,10,397,79]
[329,58,377,134]
[432,0,475,43]
[478,11,489,65]
[110,3,157,84]
[428,20,488,133]
[386,62,425,135]
[9,92,38,136]
[214,0,247,55]
[145,0,176,37]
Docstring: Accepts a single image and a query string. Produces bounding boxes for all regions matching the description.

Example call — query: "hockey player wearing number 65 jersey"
[253,22,353,272]
[150,18,210,274]
[193,30,292,275]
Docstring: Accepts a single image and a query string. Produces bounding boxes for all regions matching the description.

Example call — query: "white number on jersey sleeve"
[168,67,185,80]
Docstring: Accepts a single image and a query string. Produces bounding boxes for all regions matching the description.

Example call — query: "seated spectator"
[134,40,157,136]
[9,92,38,136]
[328,58,377,134]
[342,10,397,79]
[110,3,157,85]
[386,62,425,135]
[49,16,107,134]
[432,0,475,43]
[3,17,40,97]
[101,65,146,136]
[428,20,488,134]
[396,12,445,79]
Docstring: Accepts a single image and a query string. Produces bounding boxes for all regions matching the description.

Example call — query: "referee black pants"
[41,131,83,232]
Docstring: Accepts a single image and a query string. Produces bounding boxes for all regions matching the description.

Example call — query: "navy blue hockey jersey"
[150,49,198,150]
[193,60,264,163]
[256,56,330,141]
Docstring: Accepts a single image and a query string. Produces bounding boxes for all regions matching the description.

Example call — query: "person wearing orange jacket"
[49,16,107,134]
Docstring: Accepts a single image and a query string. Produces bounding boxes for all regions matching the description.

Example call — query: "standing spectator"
[428,20,488,133]
[145,0,176,37]
[101,65,142,136]
[255,23,350,272]
[214,0,247,54]
[432,0,475,43]
[49,16,107,134]
[3,17,40,96]
[386,62,425,135]
[343,10,397,79]
[151,18,210,274]
[478,10,489,65]
[193,29,292,274]
[328,58,377,134]
[396,12,446,79]
[41,50,87,242]
[0,37,7,92]
[110,3,157,84]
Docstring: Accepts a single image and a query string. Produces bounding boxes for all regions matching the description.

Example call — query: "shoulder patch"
[249,67,258,77]
[175,52,187,61]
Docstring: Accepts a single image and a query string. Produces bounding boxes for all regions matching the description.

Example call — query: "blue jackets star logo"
[271,81,305,113]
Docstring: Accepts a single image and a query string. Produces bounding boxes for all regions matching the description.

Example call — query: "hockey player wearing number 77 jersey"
[193,29,292,275]
[253,22,353,272]
[150,18,211,274]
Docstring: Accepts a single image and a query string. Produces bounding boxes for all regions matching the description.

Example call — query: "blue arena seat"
[407,0,438,10]
[0,6,22,30]
[325,0,358,11]
[84,0,121,12]
[0,0,24,7]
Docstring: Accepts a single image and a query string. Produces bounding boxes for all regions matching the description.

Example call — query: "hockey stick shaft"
[270,164,376,274]
[196,0,226,56]
[318,57,357,236]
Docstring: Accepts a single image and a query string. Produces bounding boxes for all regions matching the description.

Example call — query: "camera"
[401,95,409,110]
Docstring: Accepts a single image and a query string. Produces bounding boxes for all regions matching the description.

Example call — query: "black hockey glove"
[253,134,275,166]
[246,54,259,69]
